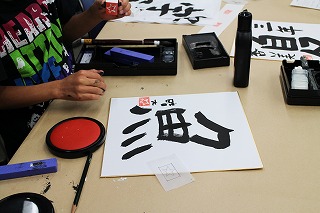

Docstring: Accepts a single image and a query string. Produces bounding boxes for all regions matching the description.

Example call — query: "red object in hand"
[105,0,118,16]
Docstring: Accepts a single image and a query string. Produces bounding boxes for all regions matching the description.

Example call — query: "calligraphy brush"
[80,39,174,46]
[71,152,93,213]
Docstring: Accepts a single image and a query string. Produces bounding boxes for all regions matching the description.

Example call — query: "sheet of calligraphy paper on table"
[231,20,320,61]
[291,0,320,10]
[113,0,221,26]
[101,92,263,177]
[199,4,245,36]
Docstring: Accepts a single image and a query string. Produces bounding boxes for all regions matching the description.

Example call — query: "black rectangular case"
[182,32,230,69]
[280,59,320,105]
[74,38,177,76]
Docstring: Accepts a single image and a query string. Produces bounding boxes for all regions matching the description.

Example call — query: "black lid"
[0,193,54,213]
[237,9,252,32]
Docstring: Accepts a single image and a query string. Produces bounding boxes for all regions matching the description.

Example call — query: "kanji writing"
[251,21,320,61]
[128,0,214,25]
[253,36,320,59]
[121,104,234,160]
[101,92,263,177]
[254,22,302,35]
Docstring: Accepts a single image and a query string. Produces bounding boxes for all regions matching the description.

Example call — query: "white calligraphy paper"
[101,92,263,177]
[231,20,320,61]
[114,0,221,26]
[291,0,320,10]
[199,4,245,36]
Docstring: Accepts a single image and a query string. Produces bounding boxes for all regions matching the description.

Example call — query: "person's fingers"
[61,69,106,100]
[67,93,102,101]
[78,69,104,77]
[80,85,105,95]
[92,79,107,92]
[75,70,105,86]
[66,85,105,101]
[118,0,131,16]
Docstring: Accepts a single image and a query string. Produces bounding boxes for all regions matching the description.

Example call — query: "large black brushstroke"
[121,133,147,147]
[122,144,153,160]
[190,111,234,149]
[130,105,152,115]
[122,118,151,134]
[140,0,153,4]
[194,111,234,133]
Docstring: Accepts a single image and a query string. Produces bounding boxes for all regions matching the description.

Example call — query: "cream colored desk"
[1,1,320,212]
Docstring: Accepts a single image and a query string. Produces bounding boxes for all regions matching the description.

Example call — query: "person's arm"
[62,0,131,43]
[0,70,106,110]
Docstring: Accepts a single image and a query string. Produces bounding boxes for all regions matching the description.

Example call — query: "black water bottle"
[233,9,252,88]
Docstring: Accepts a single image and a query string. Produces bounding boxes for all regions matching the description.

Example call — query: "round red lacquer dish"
[46,117,105,158]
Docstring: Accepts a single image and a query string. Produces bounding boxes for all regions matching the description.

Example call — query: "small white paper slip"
[198,4,245,36]
[290,0,320,10]
[223,0,248,4]
[80,52,93,64]
[148,154,195,192]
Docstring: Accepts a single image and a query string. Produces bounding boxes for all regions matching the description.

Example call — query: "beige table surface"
[1,0,320,212]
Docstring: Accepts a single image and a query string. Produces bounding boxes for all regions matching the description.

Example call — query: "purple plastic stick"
[0,158,58,180]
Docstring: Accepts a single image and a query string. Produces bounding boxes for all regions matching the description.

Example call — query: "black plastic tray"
[182,32,230,69]
[280,59,320,105]
[74,38,177,76]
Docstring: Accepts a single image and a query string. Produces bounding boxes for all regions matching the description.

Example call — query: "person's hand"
[56,69,106,101]
[91,0,131,21]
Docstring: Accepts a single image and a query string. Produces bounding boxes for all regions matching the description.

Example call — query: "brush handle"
[82,39,144,45]
[73,153,93,206]
[80,39,169,46]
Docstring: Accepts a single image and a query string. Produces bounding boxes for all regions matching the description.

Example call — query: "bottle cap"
[237,9,252,32]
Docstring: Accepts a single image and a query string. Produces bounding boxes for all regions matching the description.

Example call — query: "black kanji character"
[146,3,203,17]
[253,35,298,51]
[189,112,234,149]
[269,52,295,60]
[155,108,191,143]
[252,48,266,57]
[299,37,320,57]
[277,25,302,35]
[161,99,176,106]
[130,105,152,115]
[253,22,273,31]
